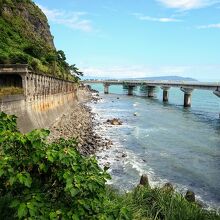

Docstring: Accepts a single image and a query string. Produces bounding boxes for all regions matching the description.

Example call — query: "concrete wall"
[0,65,79,133]
[0,92,78,133]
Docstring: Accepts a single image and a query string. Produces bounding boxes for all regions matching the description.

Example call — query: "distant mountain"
[132,76,198,81]
[83,75,198,81]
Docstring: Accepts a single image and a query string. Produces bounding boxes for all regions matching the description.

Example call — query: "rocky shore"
[47,86,208,209]
[48,87,112,155]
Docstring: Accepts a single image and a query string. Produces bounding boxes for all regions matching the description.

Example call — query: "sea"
[87,83,220,209]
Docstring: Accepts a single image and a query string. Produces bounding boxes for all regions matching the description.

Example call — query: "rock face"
[0,0,55,49]
[0,0,69,77]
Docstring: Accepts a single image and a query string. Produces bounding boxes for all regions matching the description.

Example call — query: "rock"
[162,182,174,192]
[104,162,110,169]
[117,97,120,99]
[185,190,195,202]
[106,118,122,125]
[139,174,149,187]
[121,152,127,158]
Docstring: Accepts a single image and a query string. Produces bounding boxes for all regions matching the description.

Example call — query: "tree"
[70,64,84,77]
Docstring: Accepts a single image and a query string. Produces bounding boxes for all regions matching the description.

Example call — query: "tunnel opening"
[0,74,24,96]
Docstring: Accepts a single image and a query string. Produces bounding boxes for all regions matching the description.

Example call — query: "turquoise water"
[88,83,220,208]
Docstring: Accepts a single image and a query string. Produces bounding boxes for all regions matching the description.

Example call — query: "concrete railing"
[0,64,79,132]
[0,64,77,101]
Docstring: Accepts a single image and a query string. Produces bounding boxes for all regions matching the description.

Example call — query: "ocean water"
[88,83,220,209]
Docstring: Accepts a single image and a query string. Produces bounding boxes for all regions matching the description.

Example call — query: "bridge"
[83,80,220,108]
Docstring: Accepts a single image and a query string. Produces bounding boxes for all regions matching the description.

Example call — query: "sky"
[34,0,220,81]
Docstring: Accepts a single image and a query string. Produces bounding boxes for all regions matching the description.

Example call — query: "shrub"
[0,112,113,219]
[9,52,29,64]
[0,112,219,220]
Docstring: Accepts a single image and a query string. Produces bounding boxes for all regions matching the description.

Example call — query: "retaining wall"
[0,65,79,133]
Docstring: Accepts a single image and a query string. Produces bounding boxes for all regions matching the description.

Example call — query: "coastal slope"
[0,0,76,80]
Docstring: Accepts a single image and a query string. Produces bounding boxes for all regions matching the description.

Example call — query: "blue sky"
[35,0,220,81]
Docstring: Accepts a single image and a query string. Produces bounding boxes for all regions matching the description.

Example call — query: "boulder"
[139,174,149,187]
[185,190,195,202]
[121,152,127,158]
[162,182,174,192]
[106,118,122,125]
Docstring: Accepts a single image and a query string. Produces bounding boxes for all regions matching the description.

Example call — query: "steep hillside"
[0,0,81,81]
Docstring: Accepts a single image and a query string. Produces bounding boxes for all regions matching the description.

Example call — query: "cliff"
[0,0,78,81]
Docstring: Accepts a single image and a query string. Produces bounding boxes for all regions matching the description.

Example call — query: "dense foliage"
[0,112,219,219]
[0,0,83,82]
[0,112,129,219]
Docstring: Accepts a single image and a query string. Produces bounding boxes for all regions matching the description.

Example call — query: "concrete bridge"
[83,80,220,107]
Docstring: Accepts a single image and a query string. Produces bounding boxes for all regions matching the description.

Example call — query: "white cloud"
[197,23,220,28]
[157,0,220,10]
[37,4,93,32]
[133,13,181,22]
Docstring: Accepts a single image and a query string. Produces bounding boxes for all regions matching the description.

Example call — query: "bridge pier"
[213,90,220,118]
[147,86,155,98]
[128,85,135,95]
[104,83,109,94]
[213,90,220,98]
[181,88,194,107]
[161,86,170,102]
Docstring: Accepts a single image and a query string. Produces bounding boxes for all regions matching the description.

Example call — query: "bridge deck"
[83,80,220,91]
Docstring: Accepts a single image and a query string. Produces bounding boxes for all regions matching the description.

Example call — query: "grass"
[105,185,220,220]
[0,86,23,97]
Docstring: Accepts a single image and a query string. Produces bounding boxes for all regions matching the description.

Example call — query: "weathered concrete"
[0,93,77,133]
[84,79,220,91]
[147,86,155,98]
[0,64,78,132]
[214,90,220,98]
[0,64,76,101]
[84,80,220,111]
[181,88,194,107]
[161,86,170,102]
[128,85,135,95]
[104,83,109,94]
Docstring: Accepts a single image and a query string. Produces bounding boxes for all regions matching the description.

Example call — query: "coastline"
[48,87,219,210]
[48,87,112,156]
[87,90,220,210]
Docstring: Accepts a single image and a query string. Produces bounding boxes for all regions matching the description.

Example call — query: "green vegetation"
[0,87,23,97]
[0,112,219,219]
[116,187,220,220]
[0,0,83,82]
